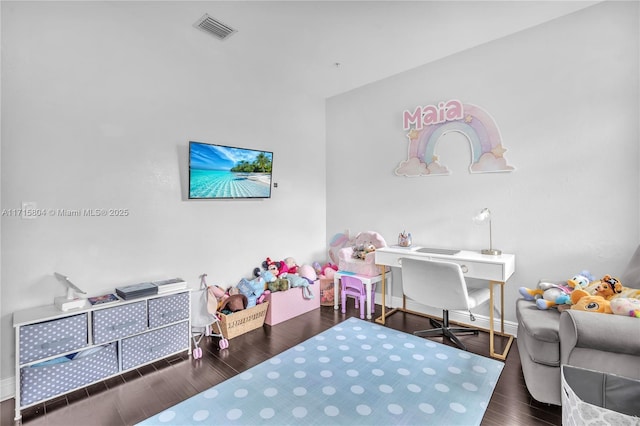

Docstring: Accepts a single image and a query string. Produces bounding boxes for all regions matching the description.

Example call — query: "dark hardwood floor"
[1,303,561,425]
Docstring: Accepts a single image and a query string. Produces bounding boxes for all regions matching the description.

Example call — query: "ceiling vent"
[194,14,237,41]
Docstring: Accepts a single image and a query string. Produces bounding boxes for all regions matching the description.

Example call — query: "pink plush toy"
[610,298,640,318]
[321,263,338,279]
[284,257,299,274]
[298,264,317,282]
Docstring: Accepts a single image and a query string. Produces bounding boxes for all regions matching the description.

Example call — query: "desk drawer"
[389,254,505,281]
[375,250,406,267]
[456,260,504,281]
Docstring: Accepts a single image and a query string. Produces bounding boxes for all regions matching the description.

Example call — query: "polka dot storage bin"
[148,292,190,328]
[19,313,88,364]
[562,365,640,425]
[20,343,118,407]
[92,301,147,344]
[121,321,189,370]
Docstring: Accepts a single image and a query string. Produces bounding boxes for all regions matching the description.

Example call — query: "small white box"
[54,296,87,311]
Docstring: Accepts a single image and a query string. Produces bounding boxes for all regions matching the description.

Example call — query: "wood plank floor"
[1,303,561,425]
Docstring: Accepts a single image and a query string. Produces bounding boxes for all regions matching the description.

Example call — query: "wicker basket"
[218,302,269,339]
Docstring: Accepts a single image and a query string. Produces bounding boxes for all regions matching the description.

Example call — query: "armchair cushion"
[516,299,561,366]
[560,309,640,358]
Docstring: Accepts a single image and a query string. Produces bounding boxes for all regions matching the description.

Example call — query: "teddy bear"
[351,243,376,260]
[592,275,623,300]
[610,298,640,318]
[570,288,612,314]
[519,270,594,310]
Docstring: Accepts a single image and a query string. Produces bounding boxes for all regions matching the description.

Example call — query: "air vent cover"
[194,14,237,41]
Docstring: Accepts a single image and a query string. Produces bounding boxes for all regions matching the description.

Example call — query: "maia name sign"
[403,99,464,131]
[397,99,515,176]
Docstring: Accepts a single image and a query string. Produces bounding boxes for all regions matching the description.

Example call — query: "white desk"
[375,246,515,360]
[332,271,388,320]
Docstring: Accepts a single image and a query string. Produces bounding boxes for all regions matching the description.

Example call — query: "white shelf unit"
[13,289,191,421]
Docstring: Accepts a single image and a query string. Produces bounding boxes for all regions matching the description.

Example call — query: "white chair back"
[401,257,484,311]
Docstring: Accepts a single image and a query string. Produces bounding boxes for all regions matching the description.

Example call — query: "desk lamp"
[54,272,87,311]
[472,208,501,256]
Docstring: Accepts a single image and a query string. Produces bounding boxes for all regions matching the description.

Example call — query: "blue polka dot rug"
[138,317,504,425]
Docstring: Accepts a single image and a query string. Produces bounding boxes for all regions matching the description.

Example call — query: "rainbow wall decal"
[396,100,515,176]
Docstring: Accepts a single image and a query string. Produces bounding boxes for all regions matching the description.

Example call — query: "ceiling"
[184,1,601,98]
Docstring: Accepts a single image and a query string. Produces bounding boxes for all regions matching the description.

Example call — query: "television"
[188,141,273,199]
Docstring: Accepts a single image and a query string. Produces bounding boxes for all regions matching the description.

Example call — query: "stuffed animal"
[570,288,612,314]
[207,285,229,312]
[263,257,289,278]
[519,270,594,310]
[312,261,323,276]
[610,298,640,318]
[593,275,623,300]
[351,243,377,260]
[322,263,337,280]
[591,275,640,300]
[283,257,299,274]
[236,276,267,307]
[298,264,317,283]
[312,262,337,280]
[268,278,289,293]
[288,274,314,299]
[219,294,248,314]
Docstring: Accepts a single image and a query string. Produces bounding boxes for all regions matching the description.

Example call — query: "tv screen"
[189,141,273,199]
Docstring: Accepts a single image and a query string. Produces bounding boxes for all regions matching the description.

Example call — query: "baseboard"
[1,376,14,402]
[382,294,519,337]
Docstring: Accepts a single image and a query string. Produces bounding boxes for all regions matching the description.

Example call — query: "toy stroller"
[190,274,229,359]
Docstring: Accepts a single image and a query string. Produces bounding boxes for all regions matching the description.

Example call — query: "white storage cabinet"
[13,289,191,421]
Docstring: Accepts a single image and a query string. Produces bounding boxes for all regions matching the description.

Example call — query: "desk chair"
[400,257,491,351]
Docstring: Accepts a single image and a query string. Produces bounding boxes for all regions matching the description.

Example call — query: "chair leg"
[414,328,446,337]
[413,309,481,351]
[442,327,467,351]
[341,291,346,314]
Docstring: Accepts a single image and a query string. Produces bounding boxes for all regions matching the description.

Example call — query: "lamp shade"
[472,208,491,224]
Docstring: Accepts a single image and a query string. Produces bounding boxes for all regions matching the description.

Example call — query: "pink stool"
[341,275,376,319]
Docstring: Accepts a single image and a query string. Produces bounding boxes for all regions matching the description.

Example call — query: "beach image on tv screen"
[189,142,273,199]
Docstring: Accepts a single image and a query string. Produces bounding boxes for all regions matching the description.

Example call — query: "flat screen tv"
[189,141,273,199]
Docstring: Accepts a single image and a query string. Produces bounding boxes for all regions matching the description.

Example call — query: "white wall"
[326,2,639,321]
[0,2,326,384]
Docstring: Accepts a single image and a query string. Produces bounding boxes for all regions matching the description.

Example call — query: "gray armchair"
[516,245,640,405]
